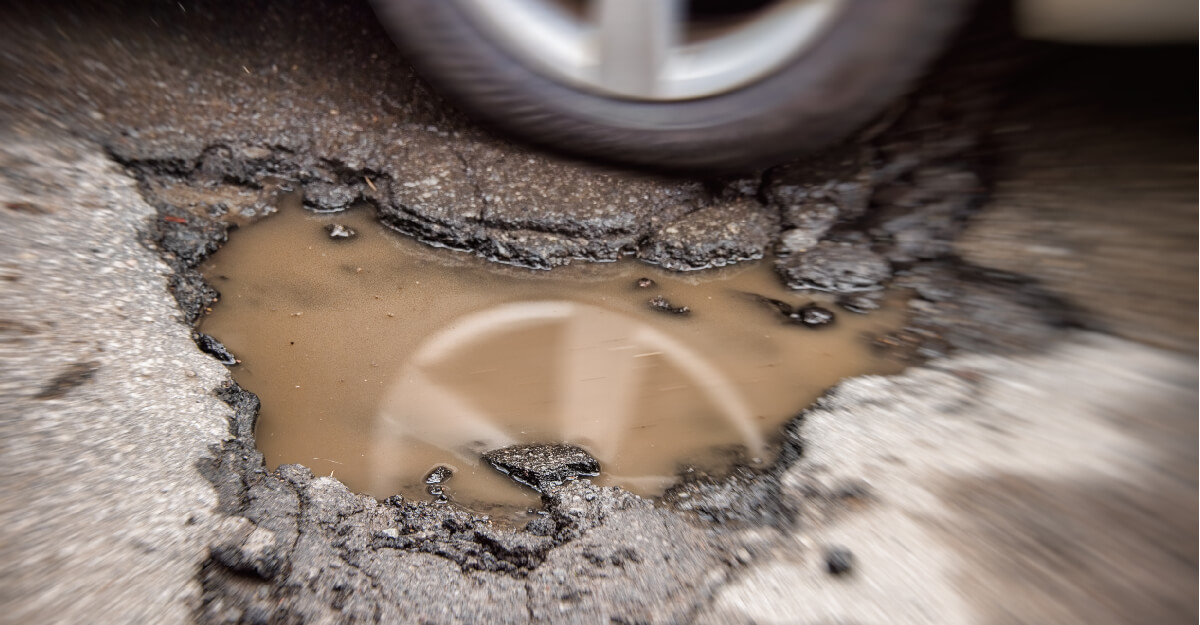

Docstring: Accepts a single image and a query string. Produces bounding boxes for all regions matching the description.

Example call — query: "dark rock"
[483,443,600,492]
[424,465,454,500]
[792,304,836,328]
[193,332,237,365]
[638,199,778,270]
[825,546,855,576]
[776,241,891,293]
[634,277,656,289]
[648,295,690,315]
[324,223,357,239]
[424,465,453,485]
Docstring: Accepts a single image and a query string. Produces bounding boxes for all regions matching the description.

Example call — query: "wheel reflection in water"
[370,301,767,504]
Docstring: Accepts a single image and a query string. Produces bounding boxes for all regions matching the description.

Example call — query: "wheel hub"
[454,0,847,101]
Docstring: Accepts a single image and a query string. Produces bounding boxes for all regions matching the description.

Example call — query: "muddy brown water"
[199,204,906,518]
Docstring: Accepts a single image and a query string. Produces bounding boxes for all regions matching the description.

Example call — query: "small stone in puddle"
[792,304,836,328]
[635,277,656,289]
[424,465,454,501]
[825,546,855,576]
[424,465,453,485]
[324,223,357,240]
[483,443,600,492]
[424,465,456,499]
[648,295,690,315]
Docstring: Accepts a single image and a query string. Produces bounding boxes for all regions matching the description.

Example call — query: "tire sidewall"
[372,0,965,170]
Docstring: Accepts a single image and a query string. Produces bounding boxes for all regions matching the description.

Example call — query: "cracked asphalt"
[1,1,1196,624]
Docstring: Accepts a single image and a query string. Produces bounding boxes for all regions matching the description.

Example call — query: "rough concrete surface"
[0,132,233,625]
[698,333,1197,625]
[1,1,1195,624]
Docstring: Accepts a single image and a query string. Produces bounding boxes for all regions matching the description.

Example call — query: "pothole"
[123,116,1074,621]
[197,201,908,520]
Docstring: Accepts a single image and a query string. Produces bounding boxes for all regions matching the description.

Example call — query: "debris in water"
[648,295,690,315]
[424,465,454,485]
[483,443,600,492]
[324,223,357,240]
[743,293,835,328]
[635,277,656,289]
[793,304,836,328]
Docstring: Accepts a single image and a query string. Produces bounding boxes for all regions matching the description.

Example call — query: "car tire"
[371,0,970,173]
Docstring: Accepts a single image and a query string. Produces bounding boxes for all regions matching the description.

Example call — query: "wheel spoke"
[592,0,684,97]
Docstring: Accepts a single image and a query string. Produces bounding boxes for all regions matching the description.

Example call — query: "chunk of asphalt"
[424,465,454,485]
[637,199,778,271]
[483,443,600,492]
[192,331,237,365]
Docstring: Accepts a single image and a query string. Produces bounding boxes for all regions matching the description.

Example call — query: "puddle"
[199,204,906,518]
